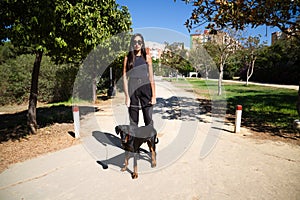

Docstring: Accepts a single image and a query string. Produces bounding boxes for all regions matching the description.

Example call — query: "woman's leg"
[142,105,153,126]
[129,94,139,126]
[128,79,140,126]
[140,83,153,126]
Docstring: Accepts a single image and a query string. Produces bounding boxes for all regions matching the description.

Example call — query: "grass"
[181,78,299,135]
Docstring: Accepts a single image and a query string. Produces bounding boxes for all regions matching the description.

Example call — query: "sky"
[116,0,279,47]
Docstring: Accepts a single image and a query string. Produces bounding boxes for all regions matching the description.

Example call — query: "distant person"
[123,33,156,127]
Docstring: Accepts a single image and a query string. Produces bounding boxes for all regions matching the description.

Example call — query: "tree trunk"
[218,64,223,96]
[92,76,97,103]
[246,63,250,86]
[28,50,43,134]
[297,81,300,117]
[246,56,256,86]
[92,53,98,103]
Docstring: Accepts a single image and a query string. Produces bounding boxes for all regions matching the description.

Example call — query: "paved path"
[0,78,300,200]
[221,79,299,90]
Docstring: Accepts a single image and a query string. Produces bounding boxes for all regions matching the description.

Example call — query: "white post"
[73,105,80,138]
[234,105,242,133]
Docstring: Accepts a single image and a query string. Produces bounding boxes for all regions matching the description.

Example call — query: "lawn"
[176,78,299,136]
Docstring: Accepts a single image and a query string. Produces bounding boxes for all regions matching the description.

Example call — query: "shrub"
[0,54,78,105]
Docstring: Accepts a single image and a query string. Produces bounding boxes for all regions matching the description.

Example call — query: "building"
[190,30,240,51]
[270,28,300,45]
[149,47,162,60]
[190,30,226,48]
[145,41,164,59]
[271,31,288,44]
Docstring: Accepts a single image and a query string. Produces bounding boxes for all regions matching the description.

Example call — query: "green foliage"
[181,0,300,39]
[38,57,78,102]
[1,0,56,52]
[97,54,125,94]
[52,0,132,63]
[160,42,193,76]
[1,0,132,62]
[189,46,214,78]
[0,54,33,105]
[152,58,176,77]
[203,42,222,69]
[193,32,298,84]
[1,0,132,133]
[0,42,16,64]
[1,0,132,103]
[0,54,78,105]
[250,39,300,84]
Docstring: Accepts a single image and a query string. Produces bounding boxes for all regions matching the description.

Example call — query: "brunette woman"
[123,33,156,127]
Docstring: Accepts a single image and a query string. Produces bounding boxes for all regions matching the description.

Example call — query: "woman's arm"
[147,55,156,105]
[123,56,130,107]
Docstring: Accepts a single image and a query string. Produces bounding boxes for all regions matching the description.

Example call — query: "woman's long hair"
[126,33,147,72]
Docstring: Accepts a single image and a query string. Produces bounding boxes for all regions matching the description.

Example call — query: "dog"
[115,124,158,179]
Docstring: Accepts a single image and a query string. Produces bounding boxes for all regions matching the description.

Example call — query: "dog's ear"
[115,126,120,135]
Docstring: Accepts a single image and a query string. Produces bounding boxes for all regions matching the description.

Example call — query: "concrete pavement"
[1,77,300,200]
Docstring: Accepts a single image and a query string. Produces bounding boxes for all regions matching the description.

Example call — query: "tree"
[179,0,300,39]
[94,34,131,102]
[251,38,300,85]
[204,41,228,95]
[160,42,192,77]
[242,35,262,86]
[189,45,213,79]
[178,0,300,118]
[203,30,241,95]
[1,0,131,134]
[223,49,243,79]
[298,81,300,118]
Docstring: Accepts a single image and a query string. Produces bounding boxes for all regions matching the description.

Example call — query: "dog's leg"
[147,140,157,168]
[121,151,129,172]
[132,153,138,179]
[151,149,157,168]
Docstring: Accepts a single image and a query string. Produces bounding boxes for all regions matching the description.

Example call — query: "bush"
[0,54,78,105]
[0,54,32,105]
[251,39,300,85]
[39,57,78,102]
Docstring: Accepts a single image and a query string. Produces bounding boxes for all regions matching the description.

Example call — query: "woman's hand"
[125,96,130,107]
[150,96,156,105]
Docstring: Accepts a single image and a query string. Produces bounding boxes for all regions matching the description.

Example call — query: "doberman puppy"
[115,125,158,179]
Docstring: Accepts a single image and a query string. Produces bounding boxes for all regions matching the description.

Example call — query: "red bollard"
[234,105,242,133]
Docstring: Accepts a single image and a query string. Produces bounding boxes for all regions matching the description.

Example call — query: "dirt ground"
[0,123,80,173]
[0,100,109,173]
[0,99,299,174]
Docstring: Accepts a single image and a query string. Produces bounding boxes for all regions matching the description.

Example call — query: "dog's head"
[115,125,132,144]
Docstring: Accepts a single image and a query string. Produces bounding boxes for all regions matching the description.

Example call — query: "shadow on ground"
[92,131,154,172]
[0,105,99,142]
[182,81,299,140]
[226,91,300,139]
[155,96,226,123]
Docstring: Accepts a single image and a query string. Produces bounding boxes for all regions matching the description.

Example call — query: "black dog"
[115,125,158,179]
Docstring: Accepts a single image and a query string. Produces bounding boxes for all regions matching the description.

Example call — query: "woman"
[123,33,156,127]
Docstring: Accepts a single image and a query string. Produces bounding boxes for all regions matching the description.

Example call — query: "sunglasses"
[133,40,143,45]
